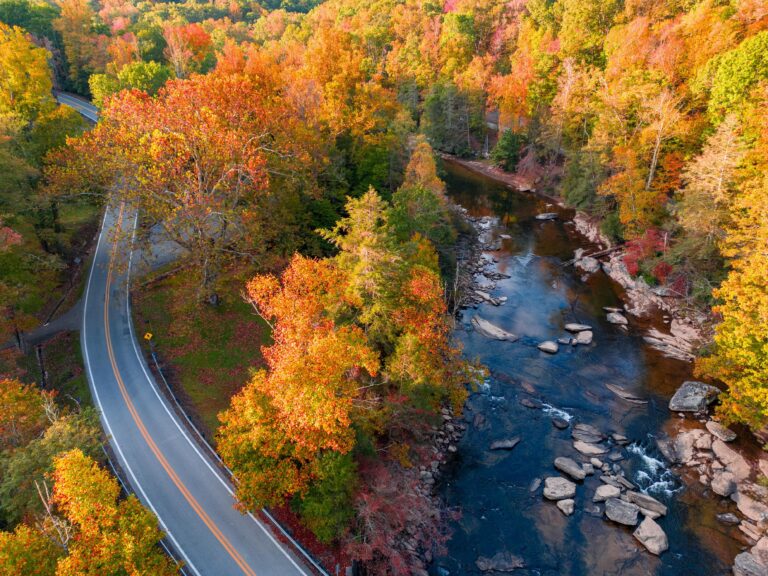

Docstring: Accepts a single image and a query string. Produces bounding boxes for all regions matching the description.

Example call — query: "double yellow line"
[104,205,257,576]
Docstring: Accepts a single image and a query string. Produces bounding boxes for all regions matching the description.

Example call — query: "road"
[62,96,318,576]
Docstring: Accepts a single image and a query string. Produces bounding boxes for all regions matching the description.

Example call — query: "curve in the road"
[82,209,317,574]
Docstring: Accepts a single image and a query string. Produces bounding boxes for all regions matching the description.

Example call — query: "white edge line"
[81,207,201,576]
[124,213,312,576]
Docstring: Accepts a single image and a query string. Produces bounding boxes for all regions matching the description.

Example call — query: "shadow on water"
[432,161,742,576]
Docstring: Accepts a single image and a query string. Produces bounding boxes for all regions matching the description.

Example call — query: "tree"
[0,523,61,576]
[89,60,173,106]
[52,449,177,575]
[402,136,445,196]
[0,22,54,123]
[491,129,527,172]
[53,0,104,93]
[163,23,213,79]
[0,377,51,451]
[48,72,312,302]
[677,115,746,247]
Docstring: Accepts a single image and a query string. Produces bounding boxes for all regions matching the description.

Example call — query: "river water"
[433,162,743,576]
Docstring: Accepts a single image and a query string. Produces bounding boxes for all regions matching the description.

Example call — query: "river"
[432,161,744,576]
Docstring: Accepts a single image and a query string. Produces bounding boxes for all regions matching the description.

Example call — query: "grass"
[133,265,272,436]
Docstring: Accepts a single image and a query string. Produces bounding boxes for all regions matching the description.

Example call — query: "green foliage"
[89,61,173,107]
[422,81,473,157]
[390,185,455,250]
[705,32,768,120]
[0,408,103,526]
[294,451,357,543]
[0,0,58,39]
[561,150,603,209]
[490,130,527,172]
[600,211,623,242]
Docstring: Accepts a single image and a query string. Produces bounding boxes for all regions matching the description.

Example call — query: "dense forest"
[1,0,767,573]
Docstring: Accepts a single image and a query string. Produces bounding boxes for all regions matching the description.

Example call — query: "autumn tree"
[47,72,315,303]
[0,377,51,451]
[53,0,105,93]
[52,449,177,575]
[0,523,61,576]
[163,23,214,79]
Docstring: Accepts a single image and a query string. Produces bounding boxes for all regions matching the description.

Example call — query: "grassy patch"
[133,266,271,436]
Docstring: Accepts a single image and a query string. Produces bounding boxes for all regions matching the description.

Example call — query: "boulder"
[752,537,768,566]
[554,457,587,481]
[490,437,521,451]
[711,470,737,497]
[521,398,541,409]
[576,331,594,345]
[538,340,559,354]
[694,433,713,450]
[713,439,751,481]
[472,316,519,341]
[593,484,621,502]
[633,517,669,556]
[543,476,576,500]
[605,497,640,526]
[590,458,604,468]
[557,499,575,516]
[732,486,768,524]
[574,440,608,456]
[733,552,768,576]
[572,423,605,444]
[669,381,721,412]
[624,491,668,516]
[707,421,737,442]
[535,212,558,221]
[606,312,628,325]
[564,323,592,333]
[582,463,595,475]
[475,551,525,572]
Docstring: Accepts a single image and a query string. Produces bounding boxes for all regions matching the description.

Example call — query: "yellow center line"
[104,204,257,576]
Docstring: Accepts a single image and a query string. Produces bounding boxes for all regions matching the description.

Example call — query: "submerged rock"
[668,381,721,412]
[605,383,648,404]
[543,476,577,500]
[472,316,519,341]
[633,517,669,555]
[605,497,640,526]
[554,457,587,481]
[552,417,569,430]
[490,437,521,451]
[707,420,737,442]
[475,551,525,572]
[538,340,559,354]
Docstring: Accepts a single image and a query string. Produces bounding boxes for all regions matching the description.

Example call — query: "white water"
[541,403,573,422]
[627,440,681,497]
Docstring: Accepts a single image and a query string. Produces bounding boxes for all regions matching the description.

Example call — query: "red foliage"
[652,261,673,284]
[622,228,668,278]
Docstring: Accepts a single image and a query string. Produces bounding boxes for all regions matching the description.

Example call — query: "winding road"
[59,95,319,576]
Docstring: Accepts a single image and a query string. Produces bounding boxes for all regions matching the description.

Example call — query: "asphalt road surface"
[71,95,316,575]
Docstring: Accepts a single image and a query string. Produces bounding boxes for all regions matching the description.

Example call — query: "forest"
[1,0,767,573]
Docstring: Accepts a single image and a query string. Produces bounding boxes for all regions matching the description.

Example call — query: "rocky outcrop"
[707,421,737,442]
[668,381,721,412]
[733,552,768,576]
[543,477,576,500]
[633,517,669,555]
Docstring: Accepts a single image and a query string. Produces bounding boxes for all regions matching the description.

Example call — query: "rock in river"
[624,491,668,516]
[565,323,592,333]
[554,457,587,481]
[538,340,559,354]
[557,499,575,516]
[606,312,628,325]
[490,437,521,451]
[633,517,669,555]
[576,330,594,345]
[716,512,740,526]
[535,212,558,221]
[668,380,721,412]
[605,497,640,526]
[472,316,519,341]
[706,420,737,442]
[593,484,621,502]
[552,417,569,430]
[475,551,525,572]
[733,552,768,576]
[572,423,605,444]
[574,440,608,456]
[544,477,576,500]
[711,470,737,497]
